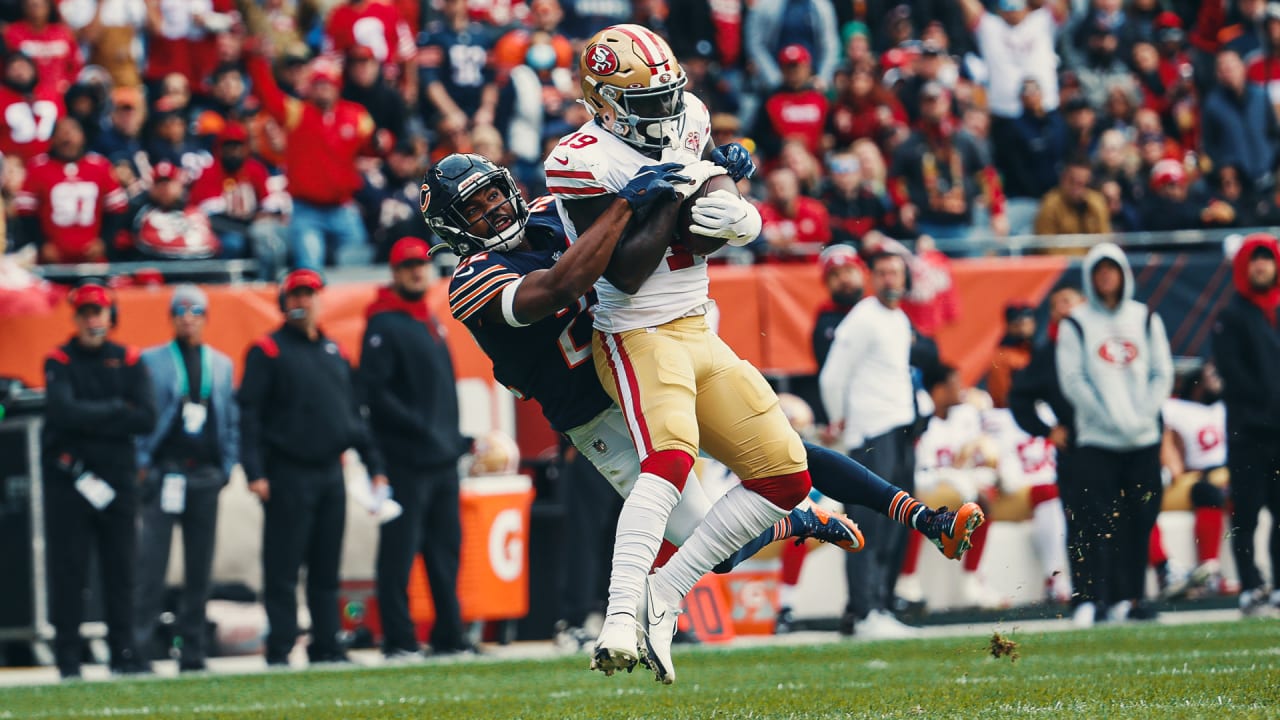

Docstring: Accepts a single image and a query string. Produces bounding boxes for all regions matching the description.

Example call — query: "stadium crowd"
[5,0,1280,269]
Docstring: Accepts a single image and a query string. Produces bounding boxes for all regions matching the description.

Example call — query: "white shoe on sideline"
[857,610,918,639]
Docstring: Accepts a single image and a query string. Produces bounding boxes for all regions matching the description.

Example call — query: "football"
[678,173,741,256]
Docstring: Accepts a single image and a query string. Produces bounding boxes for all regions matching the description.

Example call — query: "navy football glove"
[618,162,689,212]
[710,142,756,182]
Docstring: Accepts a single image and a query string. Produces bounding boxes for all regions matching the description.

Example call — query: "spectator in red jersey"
[13,117,127,264]
[0,52,64,162]
[755,167,832,260]
[142,0,231,96]
[828,62,908,152]
[187,0,239,98]
[188,123,288,272]
[248,47,375,269]
[2,0,83,97]
[323,0,417,96]
[751,44,829,162]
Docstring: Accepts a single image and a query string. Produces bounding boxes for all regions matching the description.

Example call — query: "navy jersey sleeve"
[447,251,524,324]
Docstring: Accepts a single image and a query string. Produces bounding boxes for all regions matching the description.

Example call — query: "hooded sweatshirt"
[1056,243,1174,450]
[1212,234,1280,435]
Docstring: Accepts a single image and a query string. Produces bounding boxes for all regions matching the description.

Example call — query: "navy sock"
[712,512,797,574]
[803,442,933,530]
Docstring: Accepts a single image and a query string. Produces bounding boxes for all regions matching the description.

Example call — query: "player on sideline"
[425,153,982,676]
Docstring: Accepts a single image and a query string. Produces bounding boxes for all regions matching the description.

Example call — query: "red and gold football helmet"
[580,24,687,151]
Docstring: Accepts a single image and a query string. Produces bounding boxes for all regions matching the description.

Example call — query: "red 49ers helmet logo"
[1097,337,1139,365]
[587,44,620,75]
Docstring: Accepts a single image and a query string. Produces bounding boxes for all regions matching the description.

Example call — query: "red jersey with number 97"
[0,86,64,161]
[14,153,127,261]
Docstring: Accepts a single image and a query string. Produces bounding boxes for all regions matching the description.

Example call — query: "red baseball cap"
[282,268,325,294]
[819,245,864,276]
[1150,158,1187,189]
[348,44,376,62]
[778,44,812,66]
[390,237,430,267]
[219,122,249,143]
[153,161,182,182]
[308,59,342,87]
[69,283,112,310]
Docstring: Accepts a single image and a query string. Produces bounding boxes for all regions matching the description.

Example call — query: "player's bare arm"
[564,193,682,295]
[482,163,686,324]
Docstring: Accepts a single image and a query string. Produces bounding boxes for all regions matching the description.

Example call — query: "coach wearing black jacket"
[1212,233,1280,616]
[361,238,470,658]
[1008,281,1087,614]
[239,269,387,665]
[43,284,156,678]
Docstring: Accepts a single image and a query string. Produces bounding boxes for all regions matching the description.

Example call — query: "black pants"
[44,463,139,674]
[559,450,623,627]
[1071,444,1162,606]
[262,457,346,661]
[844,425,916,620]
[133,464,223,663]
[375,463,464,653]
[1226,430,1280,592]
[1052,449,1092,606]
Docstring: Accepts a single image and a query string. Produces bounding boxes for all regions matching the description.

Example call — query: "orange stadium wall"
[0,259,1069,436]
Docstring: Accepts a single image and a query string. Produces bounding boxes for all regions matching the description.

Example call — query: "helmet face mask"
[581,24,688,151]
[421,154,530,257]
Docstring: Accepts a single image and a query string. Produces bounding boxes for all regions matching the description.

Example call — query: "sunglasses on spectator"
[173,305,207,317]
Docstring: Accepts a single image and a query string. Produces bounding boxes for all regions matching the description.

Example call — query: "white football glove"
[671,160,728,201]
[688,189,762,247]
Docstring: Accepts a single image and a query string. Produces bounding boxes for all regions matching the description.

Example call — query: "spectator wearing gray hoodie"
[1056,242,1173,627]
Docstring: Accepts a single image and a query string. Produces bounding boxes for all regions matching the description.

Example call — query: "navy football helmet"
[420,153,530,257]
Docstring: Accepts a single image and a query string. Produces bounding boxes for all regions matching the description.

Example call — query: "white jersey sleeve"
[1162,399,1227,471]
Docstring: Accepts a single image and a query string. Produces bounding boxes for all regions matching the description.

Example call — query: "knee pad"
[743,470,812,509]
[1190,479,1225,509]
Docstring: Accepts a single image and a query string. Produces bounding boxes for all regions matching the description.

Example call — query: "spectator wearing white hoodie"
[1056,242,1173,626]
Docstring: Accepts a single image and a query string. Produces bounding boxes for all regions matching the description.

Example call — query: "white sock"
[605,473,682,618]
[1031,497,1069,580]
[650,485,788,606]
[778,582,799,611]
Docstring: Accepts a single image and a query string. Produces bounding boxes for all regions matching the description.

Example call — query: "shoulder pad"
[544,133,611,199]
[253,335,280,359]
[449,252,522,323]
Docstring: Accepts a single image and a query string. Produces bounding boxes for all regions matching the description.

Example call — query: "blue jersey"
[448,199,612,432]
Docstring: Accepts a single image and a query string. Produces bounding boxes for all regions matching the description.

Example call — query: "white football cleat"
[640,579,680,685]
[589,614,639,676]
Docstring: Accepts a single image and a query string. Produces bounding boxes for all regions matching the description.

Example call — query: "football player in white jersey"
[983,405,1072,604]
[547,24,811,684]
[1153,361,1230,595]
[899,364,1004,610]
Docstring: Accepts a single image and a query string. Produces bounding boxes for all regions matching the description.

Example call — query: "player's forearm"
[604,201,681,294]
[544,198,632,304]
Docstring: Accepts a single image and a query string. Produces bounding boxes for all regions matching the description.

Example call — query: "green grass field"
[1,620,1278,719]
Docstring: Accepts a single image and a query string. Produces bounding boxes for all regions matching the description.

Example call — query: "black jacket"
[1213,294,1280,436]
[359,289,467,470]
[43,338,156,482]
[1008,336,1075,444]
[237,323,384,480]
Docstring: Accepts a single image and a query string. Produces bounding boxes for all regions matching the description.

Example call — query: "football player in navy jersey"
[423,153,983,661]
